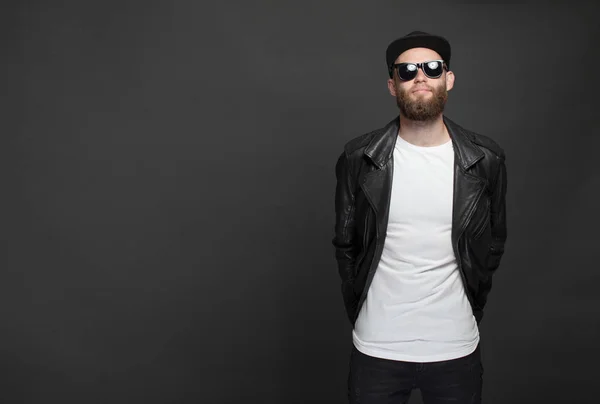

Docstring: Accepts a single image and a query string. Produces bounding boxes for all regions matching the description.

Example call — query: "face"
[387,47,455,121]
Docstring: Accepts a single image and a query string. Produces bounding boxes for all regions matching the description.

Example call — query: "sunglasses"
[390,60,447,81]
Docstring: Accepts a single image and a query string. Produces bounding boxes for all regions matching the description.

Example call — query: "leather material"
[333,116,507,325]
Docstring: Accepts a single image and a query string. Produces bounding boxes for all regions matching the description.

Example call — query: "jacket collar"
[364,115,484,170]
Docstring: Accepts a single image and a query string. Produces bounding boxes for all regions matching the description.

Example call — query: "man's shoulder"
[460,125,506,160]
[342,129,377,154]
[341,125,387,158]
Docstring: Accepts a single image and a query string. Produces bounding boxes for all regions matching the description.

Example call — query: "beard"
[396,84,448,121]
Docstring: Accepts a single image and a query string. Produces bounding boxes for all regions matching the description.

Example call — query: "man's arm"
[332,151,360,323]
[475,155,508,312]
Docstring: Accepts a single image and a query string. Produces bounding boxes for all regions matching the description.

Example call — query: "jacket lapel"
[360,118,399,240]
[359,116,487,244]
[444,117,487,245]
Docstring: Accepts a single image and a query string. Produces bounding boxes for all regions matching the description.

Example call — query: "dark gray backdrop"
[3,1,599,403]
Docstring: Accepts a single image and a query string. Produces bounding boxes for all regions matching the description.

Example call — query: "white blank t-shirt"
[352,134,479,362]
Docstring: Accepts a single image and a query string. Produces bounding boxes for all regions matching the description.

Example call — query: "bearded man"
[332,31,508,404]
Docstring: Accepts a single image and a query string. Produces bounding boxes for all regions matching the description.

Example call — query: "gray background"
[3,1,599,403]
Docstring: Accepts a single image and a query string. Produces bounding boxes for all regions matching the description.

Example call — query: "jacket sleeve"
[475,155,507,313]
[332,151,360,322]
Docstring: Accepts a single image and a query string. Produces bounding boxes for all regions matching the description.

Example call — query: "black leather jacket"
[332,116,507,325]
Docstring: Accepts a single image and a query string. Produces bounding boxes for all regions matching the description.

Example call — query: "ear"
[387,78,398,97]
[445,70,455,91]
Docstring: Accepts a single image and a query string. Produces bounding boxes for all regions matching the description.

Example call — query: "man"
[332,31,507,403]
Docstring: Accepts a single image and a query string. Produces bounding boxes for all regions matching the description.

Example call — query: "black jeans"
[348,344,483,404]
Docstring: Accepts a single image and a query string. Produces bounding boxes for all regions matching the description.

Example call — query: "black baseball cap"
[386,31,451,78]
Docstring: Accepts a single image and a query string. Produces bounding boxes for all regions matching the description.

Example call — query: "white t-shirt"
[352,134,479,362]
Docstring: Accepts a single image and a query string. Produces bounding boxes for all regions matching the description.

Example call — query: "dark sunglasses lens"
[423,61,443,78]
[396,64,417,81]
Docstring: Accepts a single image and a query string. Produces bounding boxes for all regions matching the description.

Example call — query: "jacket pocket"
[353,210,371,276]
[472,199,490,240]
[362,210,370,250]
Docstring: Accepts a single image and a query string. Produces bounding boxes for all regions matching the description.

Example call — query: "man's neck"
[397,114,450,147]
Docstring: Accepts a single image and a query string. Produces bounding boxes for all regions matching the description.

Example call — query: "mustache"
[411,85,434,92]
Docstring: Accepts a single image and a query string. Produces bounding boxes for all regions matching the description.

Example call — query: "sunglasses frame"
[391,60,448,81]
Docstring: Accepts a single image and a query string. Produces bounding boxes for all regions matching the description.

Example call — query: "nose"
[413,67,427,82]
